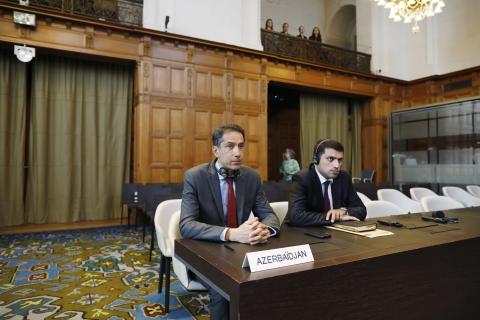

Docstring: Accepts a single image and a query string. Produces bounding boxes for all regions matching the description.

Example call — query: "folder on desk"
[332,221,377,232]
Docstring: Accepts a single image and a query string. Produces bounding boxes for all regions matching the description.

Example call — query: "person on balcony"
[297,25,308,39]
[265,18,274,31]
[281,22,290,35]
[309,26,322,42]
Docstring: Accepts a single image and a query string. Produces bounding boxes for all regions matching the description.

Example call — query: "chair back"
[365,200,405,218]
[442,186,480,207]
[421,196,464,212]
[121,183,145,206]
[409,187,438,202]
[144,183,178,218]
[270,201,289,224]
[357,192,372,204]
[154,199,182,258]
[169,209,207,291]
[262,181,289,202]
[361,169,375,183]
[377,188,423,213]
[466,185,480,198]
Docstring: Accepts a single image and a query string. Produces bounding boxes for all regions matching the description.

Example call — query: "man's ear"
[212,145,219,157]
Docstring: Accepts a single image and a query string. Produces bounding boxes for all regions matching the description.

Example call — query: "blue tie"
[323,181,331,213]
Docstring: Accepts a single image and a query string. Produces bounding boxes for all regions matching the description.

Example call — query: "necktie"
[226,178,237,228]
[323,180,331,213]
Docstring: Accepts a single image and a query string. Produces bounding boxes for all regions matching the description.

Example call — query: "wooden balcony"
[4,0,142,26]
[261,29,371,74]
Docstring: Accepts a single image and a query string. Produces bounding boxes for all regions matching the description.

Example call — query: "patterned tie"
[226,177,237,228]
[323,180,331,213]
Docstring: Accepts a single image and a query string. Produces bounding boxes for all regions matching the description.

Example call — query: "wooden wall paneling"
[212,74,225,99]
[151,64,170,93]
[135,59,152,183]
[230,56,262,75]
[351,77,376,96]
[297,68,327,87]
[150,41,188,62]
[3,4,480,187]
[266,62,297,82]
[196,71,210,97]
[247,79,259,102]
[234,77,247,101]
[0,14,140,60]
[325,72,353,91]
[193,49,227,69]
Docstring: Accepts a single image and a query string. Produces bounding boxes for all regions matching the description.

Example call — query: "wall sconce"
[14,45,35,63]
[13,11,36,26]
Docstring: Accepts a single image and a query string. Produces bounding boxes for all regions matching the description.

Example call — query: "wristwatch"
[340,207,349,215]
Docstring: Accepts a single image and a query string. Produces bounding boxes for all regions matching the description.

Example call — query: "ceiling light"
[14,45,35,63]
[374,0,446,32]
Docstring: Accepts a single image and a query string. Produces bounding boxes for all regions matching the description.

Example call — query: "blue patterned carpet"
[0,227,209,319]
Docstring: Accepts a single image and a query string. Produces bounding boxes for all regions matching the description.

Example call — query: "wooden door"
[267,91,300,181]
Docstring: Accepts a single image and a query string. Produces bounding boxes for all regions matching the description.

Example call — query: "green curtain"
[299,94,362,177]
[0,48,27,227]
[26,55,132,224]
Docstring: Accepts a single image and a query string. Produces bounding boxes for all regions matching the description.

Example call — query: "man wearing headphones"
[285,139,366,226]
[180,124,280,319]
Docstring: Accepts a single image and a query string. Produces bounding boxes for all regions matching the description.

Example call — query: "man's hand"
[326,208,348,223]
[228,218,271,245]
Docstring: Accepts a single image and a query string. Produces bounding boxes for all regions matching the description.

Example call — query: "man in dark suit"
[285,139,366,226]
[180,124,280,319]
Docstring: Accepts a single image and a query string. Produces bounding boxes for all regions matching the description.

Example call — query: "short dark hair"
[212,124,245,147]
[313,139,344,160]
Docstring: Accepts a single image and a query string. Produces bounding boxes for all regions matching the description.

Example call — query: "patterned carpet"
[0,227,209,319]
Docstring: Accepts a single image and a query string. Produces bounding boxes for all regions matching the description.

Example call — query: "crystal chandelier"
[374,0,446,33]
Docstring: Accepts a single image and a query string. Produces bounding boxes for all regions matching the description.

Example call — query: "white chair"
[442,186,480,207]
[357,192,372,204]
[270,201,289,224]
[377,189,423,213]
[171,210,206,291]
[421,196,464,212]
[154,199,182,313]
[352,169,375,183]
[409,187,438,202]
[365,200,405,218]
[466,185,480,198]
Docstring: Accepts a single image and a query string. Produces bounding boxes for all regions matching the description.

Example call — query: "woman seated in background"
[280,148,301,182]
[309,26,322,42]
[265,18,274,31]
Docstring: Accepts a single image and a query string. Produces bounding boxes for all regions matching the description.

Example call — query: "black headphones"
[216,166,240,180]
[312,139,330,165]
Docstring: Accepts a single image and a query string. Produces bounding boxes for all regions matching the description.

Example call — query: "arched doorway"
[327,4,357,50]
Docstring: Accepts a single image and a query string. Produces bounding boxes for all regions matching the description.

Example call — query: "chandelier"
[374,0,446,33]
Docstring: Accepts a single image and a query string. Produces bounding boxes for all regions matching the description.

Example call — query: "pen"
[223,244,235,251]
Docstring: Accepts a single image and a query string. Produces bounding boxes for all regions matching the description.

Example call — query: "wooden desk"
[175,208,480,319]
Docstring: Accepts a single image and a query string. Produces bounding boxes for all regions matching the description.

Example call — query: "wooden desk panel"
[175,208,480,319]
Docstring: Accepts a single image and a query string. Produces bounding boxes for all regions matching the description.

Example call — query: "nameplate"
[242,244,314,272]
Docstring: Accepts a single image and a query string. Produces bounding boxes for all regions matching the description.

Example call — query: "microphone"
[165,15,170,32]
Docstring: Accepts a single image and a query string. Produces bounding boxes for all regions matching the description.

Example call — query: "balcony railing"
[5,0,142,26]
[261,29,371,74]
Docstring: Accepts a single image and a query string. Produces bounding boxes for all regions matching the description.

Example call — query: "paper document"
[325,226,394,238]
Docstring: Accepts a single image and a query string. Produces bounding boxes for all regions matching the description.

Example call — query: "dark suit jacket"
[180,160,280,241]
[285,164,366,226]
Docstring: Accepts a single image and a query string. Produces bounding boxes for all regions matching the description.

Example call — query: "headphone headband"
[312,139,330,165]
